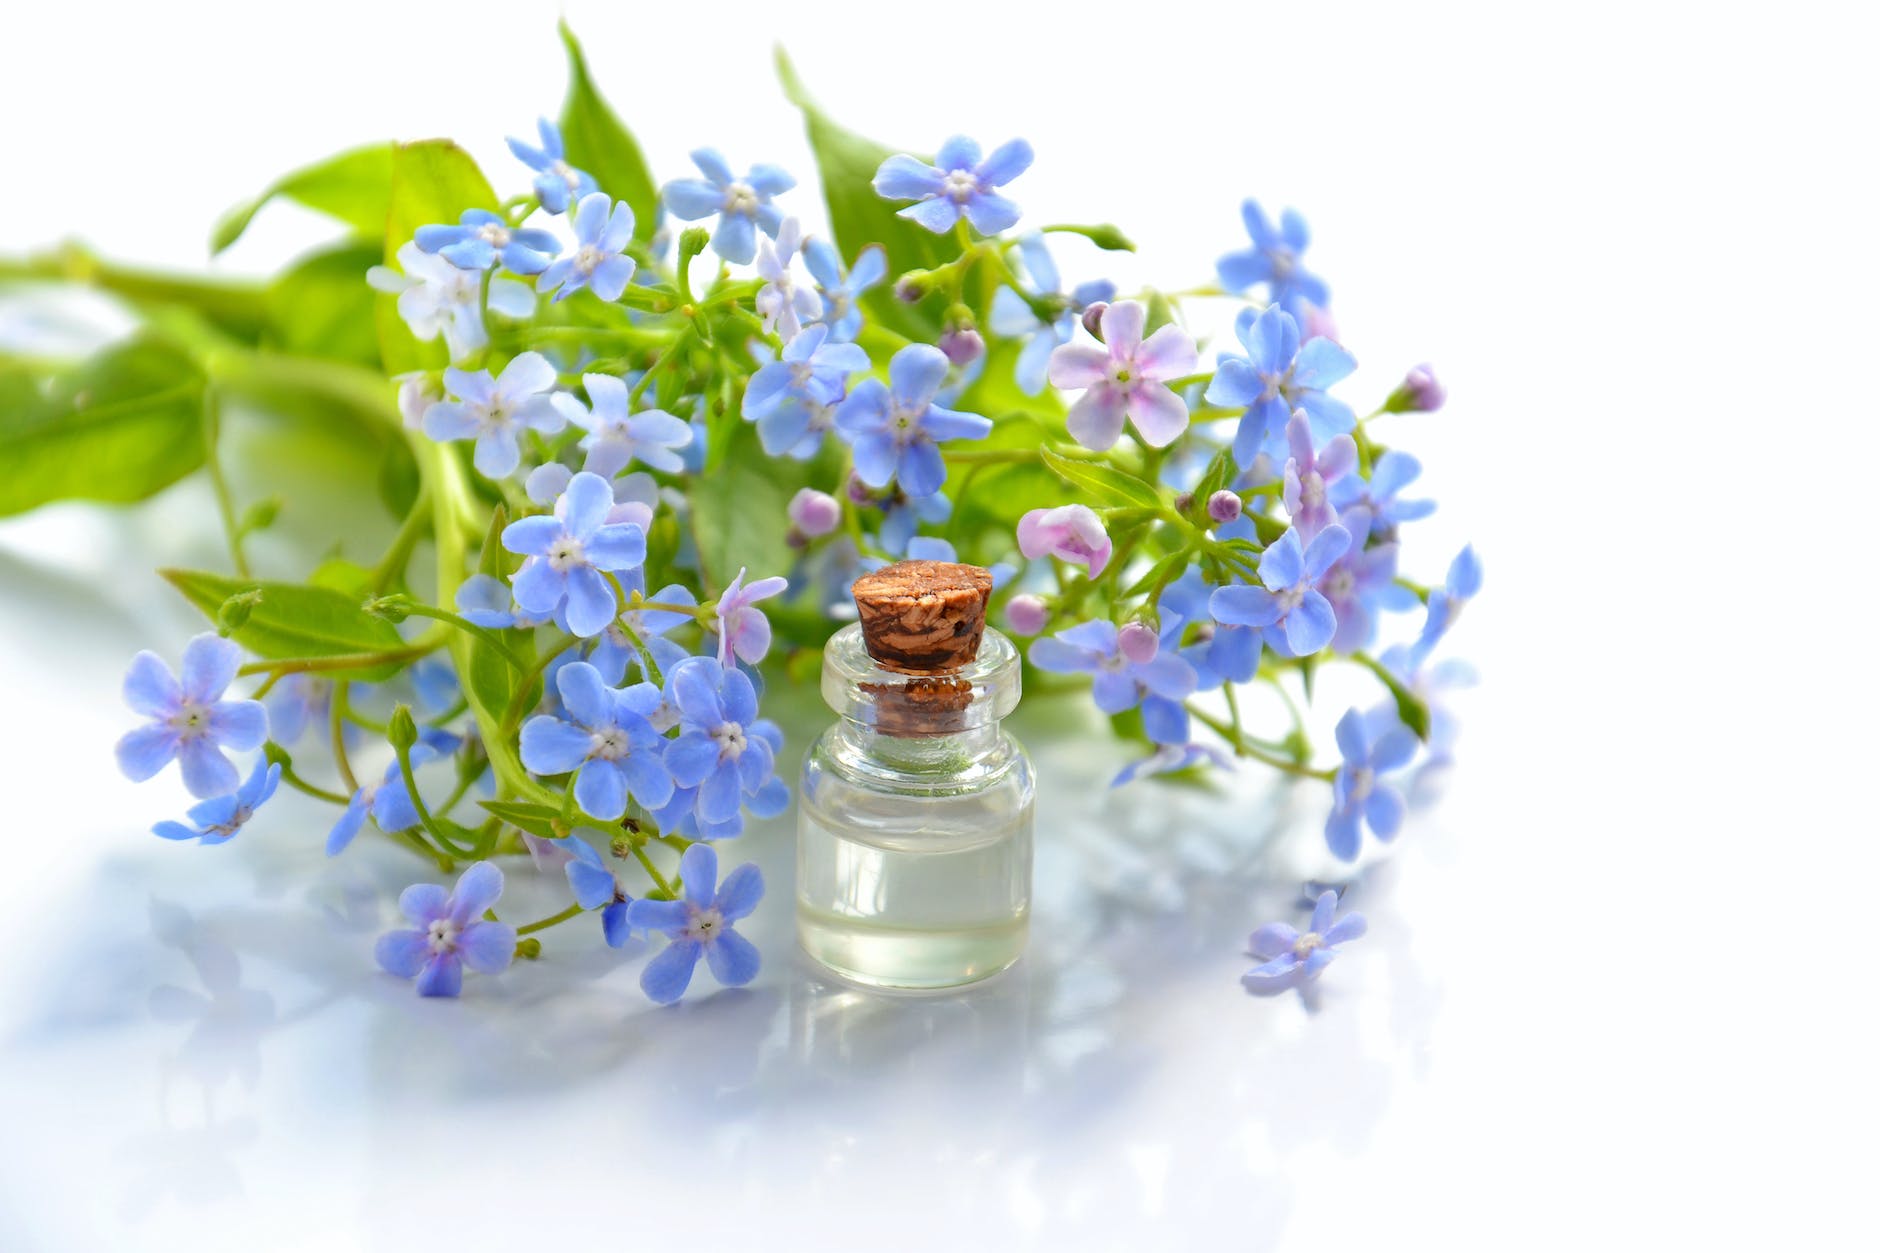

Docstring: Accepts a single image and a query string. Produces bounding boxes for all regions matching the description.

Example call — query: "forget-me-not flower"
[625,843,763,1004]
[873,136,1033,235]
[503,471,647,638]
[1281,411,1358,541]
[988,233,1116,394]
[662,148,792,264]
[1216,199,1330,322]
[1029,619,1198,744]
[875,484,951,555]
[1409,545,1484,665]
[326,745,436,856]
[367,242,533,364]
[1210,525,1352,658]
[1017,504,1112,577]
[1325,707,1418,860]
[375,861,516,998]
[712,567,789,667]
[423,351,567,480]
[507,119,598,215]
[835,343,992,497]
[1111,741,1233,788]
[743,323,868,456]
[755,218,820,342]
[454,573,541,630]
[416,209,559,275]
[117,634,267,799]
[589,585,695,686]
[1158,567,1261,685]
[262,674,333,746]
[562,835,633,947]
[1329,448,1435,542]
[520,661,673,820]
[1317,508,1417,654]
[558,373,691,477]
[538,193,637,303]
[1207,305,1358,466]
[803,240,886,342]
[1048,300,1198,451]
[1243,889,1365,996]
[153,761,280,845]
[664,657,781,825]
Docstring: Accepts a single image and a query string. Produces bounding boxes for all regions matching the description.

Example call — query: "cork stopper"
[851,560,993,675]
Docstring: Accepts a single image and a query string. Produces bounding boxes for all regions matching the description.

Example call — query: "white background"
[2,1,1876,1248]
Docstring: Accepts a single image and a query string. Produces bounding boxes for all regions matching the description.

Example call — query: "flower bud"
[1206,489,1242,525]
[387,703,420,751]
[788,487,842,539]
[365,594,412,623]
[1117,621,1160,664]
[1004,594,1049,636]
[938,326,985,367]
[215,589,262,635]
[515,937,543,960]
[1173,490,1195,515]
[1081,301,1109,341]
[895,270,932,303]
[677,226,712,260]
[1386,363,1446,413]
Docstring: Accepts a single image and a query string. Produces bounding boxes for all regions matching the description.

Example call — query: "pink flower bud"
[1016,504,1112,578]
[939,326,985,367]
[1388,363,1446,413]
[845,471,875,506]
[1004,594,1049,636]
[1206,489,1242,525]
[787,487,842,538]
[1117,621,1159,665]
[1080,301,1109,341]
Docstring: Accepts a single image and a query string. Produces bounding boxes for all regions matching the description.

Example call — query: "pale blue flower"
[415,209,559,275]
[803,240,886,342]
[1216,199,1330,321]
[1329,448,1436,541]
[742,323,868,456]
[153,761,281,845]
[1029,619,1198,744]
[835,344,991,496]
[624,844,763,1004]
[519,661,673,821]
[1325,708,1418,860]
[537,193,637,302]
[988,234,1116,394]
[873,136,1033,235]
[663,657,782,826]
[326,746,436,856]
[558,373,691,476]
[662,148,793,264]
[1243,890,1365,996]
[503,471,647,638]
[1206,304,1357,466]
[116,633,267,799]
[1209,525,1351,657]
[562,835,633,947]
[423,351,567,479]
[507,119,598,215]
[375,861,516,998]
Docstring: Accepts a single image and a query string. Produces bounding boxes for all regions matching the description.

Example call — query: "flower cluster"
[78,29,1479,1007]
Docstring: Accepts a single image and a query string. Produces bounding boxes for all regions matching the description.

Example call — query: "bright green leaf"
[477,800,566,841]
[0,338,206,517]
[160,568,411,680]
[689,425,804,594]
[557,21,659,240]
[1039,447,1165,511]
[267,242,381,366]
[212,143,396,255]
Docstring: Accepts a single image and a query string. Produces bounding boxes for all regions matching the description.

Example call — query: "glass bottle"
[796,563,1035,990]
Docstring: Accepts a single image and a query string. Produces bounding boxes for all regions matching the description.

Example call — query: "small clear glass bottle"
[796,577,1034,990]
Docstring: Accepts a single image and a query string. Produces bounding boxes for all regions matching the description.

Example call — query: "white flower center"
[476,223,512,247]
[1269,246,1297,282]
[790,361,816,387]
[1322,566,1354,599]
[547,536,587,572]
[1300,471,1325,508]
[1277,584,1308,613]
[943,169,980,202]
[550,159,580,192]
[711,722,748,760]
[684,905,726,942]
[574,243,605,276]
[590,725,631,761]
[724,181,758,216]
[1347,765,1374,803]
[168,700,213,742]
[206,806,252,840]
[1291,930,1323,959]
[427,917,460,954]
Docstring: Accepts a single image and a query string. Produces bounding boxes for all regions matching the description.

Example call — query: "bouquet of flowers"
[1,25,1479,1004]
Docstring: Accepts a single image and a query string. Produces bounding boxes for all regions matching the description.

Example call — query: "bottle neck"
[828,715,1006,771]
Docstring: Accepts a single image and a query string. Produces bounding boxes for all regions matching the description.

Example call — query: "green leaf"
[1191,448,1237,507]
[557,21,658,240]
[775,47,959,341]
[478,800,567,841]
[160,568,411,680]
[377,141,499,375]
[212,143,396,255]
[1039,447,1165,512]
[267,242,382,366]
[689,425,804,594]
[468,632,533,731]
[1044,223,1136,252]
[0,338,206,517]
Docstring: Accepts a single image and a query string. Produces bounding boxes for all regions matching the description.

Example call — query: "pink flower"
[714,567,789,666]
[1017,504,1112,577]
[1281,410,1357,541]
[1047,300,1197,451]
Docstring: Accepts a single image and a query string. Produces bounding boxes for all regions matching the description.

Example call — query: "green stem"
[629,842,678,897]
[330,682,358,794]
[272,755,349,805]
[237,636,439,678]
[395,736,476,859]
[367,488,433,594]
[516,903,586,936]
[201,387,251,579]
[1190,704,1334,780]
[390,603,532,674]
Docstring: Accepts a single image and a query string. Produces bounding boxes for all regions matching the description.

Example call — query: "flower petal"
[640,938,701,1004]
[705,928,761,988]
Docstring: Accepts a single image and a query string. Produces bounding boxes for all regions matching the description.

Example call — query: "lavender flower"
[1216,199,1330,321]
[153,761,280,845]
[873,135,1033,235]
[1282,411,1358,540]
[368,242,533,364]
[415,208,559,275]
[560,374,692,477]
[1326,707,1418,859]
[624,844,763,1004]
[835,344,991,496]
[1243,890,1365,996]
[1329,449,1435,541]
[1386,363,1446,413]
[537,193,637,303]
[375,862,516,998]
[743,323,868,456]
[713,567,789,666]
[662,148,793,264]
[1017,504,1112,577]
[1206,304,1358,466]
[788,488,842,539]
[507,118,598,214]
[520,661,674,820]
[663,657,780,824]
[423,351,568,479]
[503,471,647,638]
[1317,509,1418,653]
[1004,594,1049,636]
[116,634,267,799]
[803,240,886,342]
[1209,525,1352,658]
[1029,619,1198,744]
[326,747,436,856]
[755,218,820,341]
[1047,300,1198,451]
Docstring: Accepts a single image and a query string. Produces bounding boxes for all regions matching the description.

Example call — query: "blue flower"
[423,351,568,480]
[519,661,674,821]
[262,674,331,746]
[454,573,543,630]
[1316,509,1419,654]
[415,209,560,275]
[562,835,633,947]
[1216,199,1330,321]
[117,633,268,799]
[1158,568,1261,684]
[375,861,516,998]
[835,344,992,497]
[326,746,436,856]
[153,760,280,845]
[559,373,691,476]
[1205,305,1358,466]
[503,471,647,638]
[873,136,1033,235]
[876,485,951,555]
[589,585,695,686]
[507,119,598,215]
[1408,545,1483,666]
[1029,619,1198,744]
[987,234,1116,395]
[1325,708,1418,860]
[1243,890,1365,996]
[663,657,782,825]
[1210,525,1351,658]
[661,148,793,264]
[624,844,763,1004]
[742,323,868,456]
[803,240,886,342]
[1111,742,1232,788]
[537,193,638,303]
[1329,448,1436,542]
